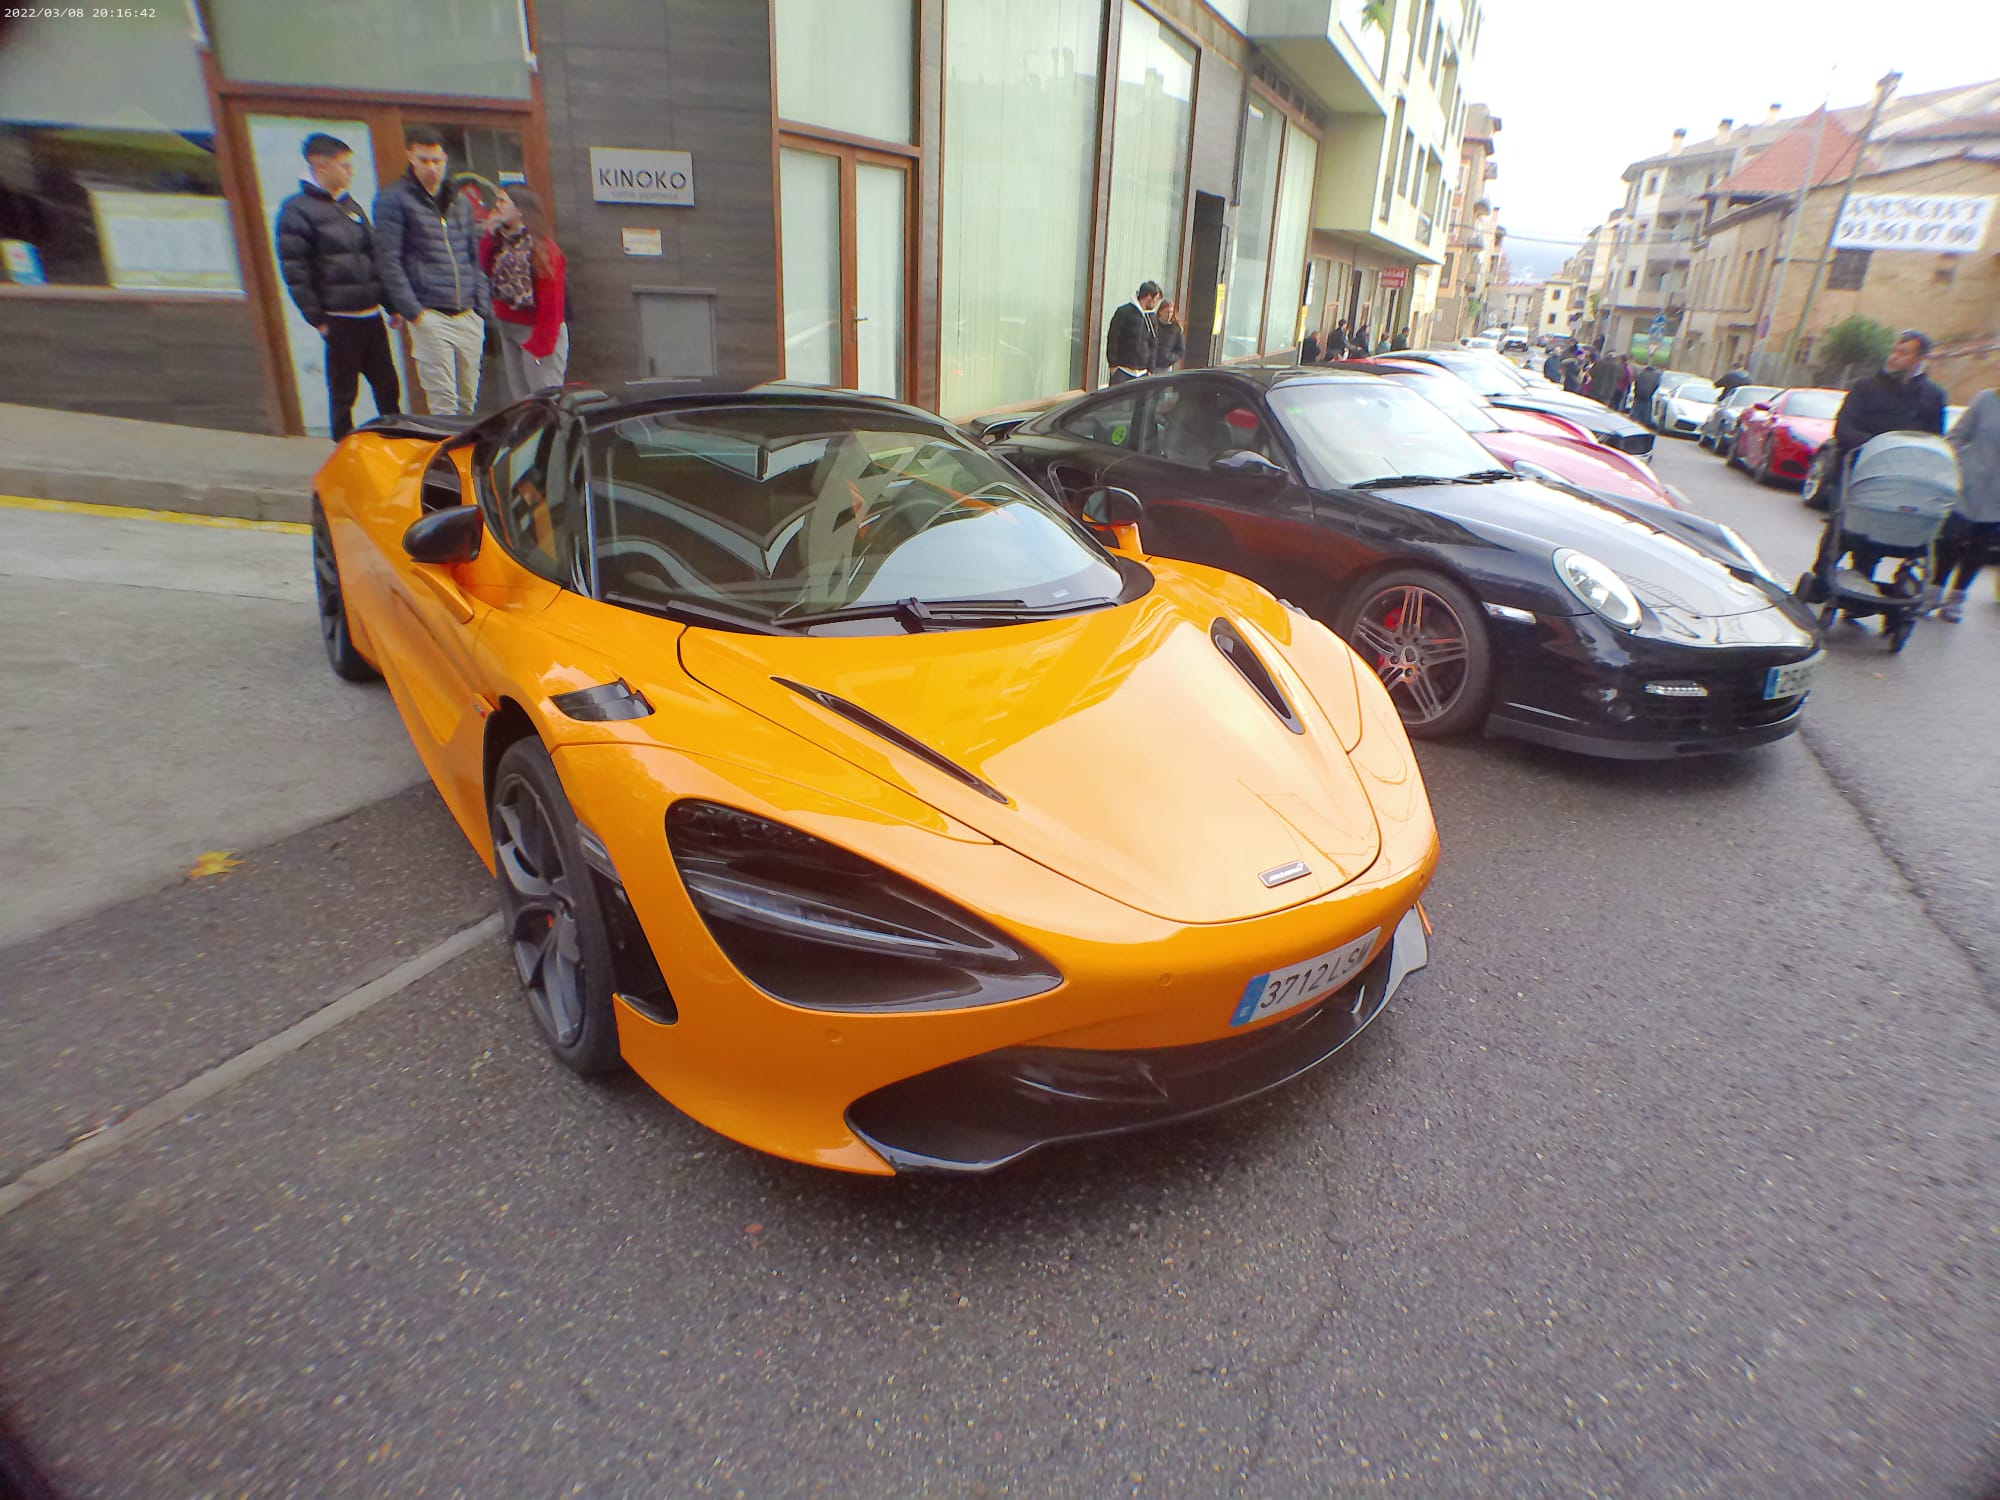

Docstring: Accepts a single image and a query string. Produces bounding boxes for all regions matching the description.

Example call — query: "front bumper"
[847,906,1429,1172]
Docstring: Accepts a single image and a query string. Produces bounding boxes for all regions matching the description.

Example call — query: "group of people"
[1105,281,1188,384]
[275,127,570,439]
[1301,320,1410,363]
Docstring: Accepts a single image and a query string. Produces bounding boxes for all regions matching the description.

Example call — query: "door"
[778,138,910,398]
[1104,377,1324,604]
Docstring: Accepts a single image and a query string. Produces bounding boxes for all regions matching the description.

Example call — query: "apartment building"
[1432,101,1497,344]
[1527,277,1576,340]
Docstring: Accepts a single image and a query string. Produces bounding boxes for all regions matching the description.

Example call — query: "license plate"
[1230,928,1382,1028]
[1763,653,1822,700]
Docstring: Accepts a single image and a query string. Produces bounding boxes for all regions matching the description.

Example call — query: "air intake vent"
[773,679,1009,804]
[1210,620,1304,735]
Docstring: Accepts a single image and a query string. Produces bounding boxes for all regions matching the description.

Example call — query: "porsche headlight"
[1553,548,1642,629]
[666,800,1059,1012]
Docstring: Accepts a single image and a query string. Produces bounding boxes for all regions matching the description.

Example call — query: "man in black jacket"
[276,134,399,440]
[374,126,489,417]
[1105,280,1162,385]
[1833,330,1946,455]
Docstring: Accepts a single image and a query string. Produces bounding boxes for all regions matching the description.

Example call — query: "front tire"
[489,739,623,1077]
[1336,569,1494,739]
[311,501,378,682]
[1752,446,1775,487]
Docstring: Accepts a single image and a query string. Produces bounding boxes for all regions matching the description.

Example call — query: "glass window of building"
[0,14,239,291]
[1221,99,1282,361]
[205,0,532,98]
[940,0,1102,415]
[773,0,914,145]
[1099,4,1196,381]
[1262,124,1317,352]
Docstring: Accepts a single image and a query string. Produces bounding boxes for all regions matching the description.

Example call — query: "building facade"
[1432,100,1496,345]
[2,0,1480,435]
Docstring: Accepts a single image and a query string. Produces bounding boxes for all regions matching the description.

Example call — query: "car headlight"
[1716,524,1780,583]
[1510,458,1564,484]
[1553,548,1643,629]
[666,800,1060,1012]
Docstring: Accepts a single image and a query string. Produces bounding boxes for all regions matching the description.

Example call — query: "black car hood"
[1378,475,1812,639]
[1494,392,1648,439]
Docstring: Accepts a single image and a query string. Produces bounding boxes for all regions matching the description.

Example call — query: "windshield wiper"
[780,595,1115,631]
[1349,474,1459,489]
[601,591,788,635]
[1454,469,1517,483]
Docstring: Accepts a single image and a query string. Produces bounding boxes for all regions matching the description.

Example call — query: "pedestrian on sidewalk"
[1351,320,1370,361]
[1300,326,1322,364]
[1631,359,1662,426]
[1150,300,1185,374]
[1326,320,1350,362]
[1560,344,1585,393]
[1938,386,1999,621]
[1391,326,1411,351]
[1589,351,1625,407]
[1542,345,1563,382]
[1717,363,1752,395]
[480,186,568,401]
[374,126,489,418]
[275,133,400,441]
[1816,329,1947,513]
[1105,280,1161,385]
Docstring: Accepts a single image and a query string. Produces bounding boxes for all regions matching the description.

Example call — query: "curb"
[0,463,311,526]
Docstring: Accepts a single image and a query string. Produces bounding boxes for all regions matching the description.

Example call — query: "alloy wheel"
[493,773,589,1048]
[311,518,346,661]
[1349,584,1472,727]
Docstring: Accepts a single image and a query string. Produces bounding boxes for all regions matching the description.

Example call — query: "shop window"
[1221,100,1283,361]
[0,15,238,291]
[204,0,531,99]
[1099,3,1196,382]
[1262,124,1317,351]
[774,0,914,145]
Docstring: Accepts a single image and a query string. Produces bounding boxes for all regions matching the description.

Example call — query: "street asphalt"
[0,437,1995,1499]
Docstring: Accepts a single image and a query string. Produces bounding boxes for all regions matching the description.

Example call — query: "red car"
[1346,360,1683,511]
[1730,387,1843,487]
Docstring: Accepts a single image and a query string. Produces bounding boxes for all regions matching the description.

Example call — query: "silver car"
[1700,385,1781,456]
[1657,378,1722,438]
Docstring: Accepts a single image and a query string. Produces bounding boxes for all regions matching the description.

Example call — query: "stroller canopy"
[1848,432,1961,509]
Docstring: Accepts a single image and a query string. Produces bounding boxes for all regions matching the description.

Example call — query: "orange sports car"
[311,384,1438,1174]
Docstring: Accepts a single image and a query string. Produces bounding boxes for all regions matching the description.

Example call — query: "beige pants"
[408,308,485,417]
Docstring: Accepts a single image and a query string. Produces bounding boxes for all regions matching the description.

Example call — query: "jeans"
[408,308,485,416]
[322,315,399,440]
[497,320,570,402]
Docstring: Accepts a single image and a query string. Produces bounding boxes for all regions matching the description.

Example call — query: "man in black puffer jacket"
[276,134,400,440]
[1813,329,1947,513]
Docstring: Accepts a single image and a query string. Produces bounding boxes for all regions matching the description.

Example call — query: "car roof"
[553,379,952,432]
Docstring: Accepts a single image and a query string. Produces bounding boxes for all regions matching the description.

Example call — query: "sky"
[1470,0,1992,278]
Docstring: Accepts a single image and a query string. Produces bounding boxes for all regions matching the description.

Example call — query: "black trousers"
[324,315,400,440]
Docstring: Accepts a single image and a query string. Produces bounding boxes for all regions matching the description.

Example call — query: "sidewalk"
[0,403,329,524]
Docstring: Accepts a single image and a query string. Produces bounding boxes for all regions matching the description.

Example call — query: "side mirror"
[1080,486,1143,555]
[420,456,466,513]
[403,504,482,566]
[975,414,1030,446]
[1214,449,1287,480]
[1749,402,1771,413]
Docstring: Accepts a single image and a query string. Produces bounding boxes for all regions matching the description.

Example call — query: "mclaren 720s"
[310,383,1439,1174]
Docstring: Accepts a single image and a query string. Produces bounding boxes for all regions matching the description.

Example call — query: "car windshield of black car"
[587,406,1125,630]
[1267,381,1500,488]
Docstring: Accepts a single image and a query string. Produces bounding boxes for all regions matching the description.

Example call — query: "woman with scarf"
[479,186,568,400]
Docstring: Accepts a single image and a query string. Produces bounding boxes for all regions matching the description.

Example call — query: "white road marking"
[0,913,503,1221]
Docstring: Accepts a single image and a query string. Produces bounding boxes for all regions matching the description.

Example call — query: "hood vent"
[773,678,1010,805]
[1210,620,1304,735]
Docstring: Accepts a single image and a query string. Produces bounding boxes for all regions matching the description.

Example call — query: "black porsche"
[988,367,1823,759]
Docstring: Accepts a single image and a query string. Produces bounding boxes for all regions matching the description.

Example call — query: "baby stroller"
[1794,432,1960,653]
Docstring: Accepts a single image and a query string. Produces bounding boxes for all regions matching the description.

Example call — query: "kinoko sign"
[590,148,695,207]
[1831,193,1994,254]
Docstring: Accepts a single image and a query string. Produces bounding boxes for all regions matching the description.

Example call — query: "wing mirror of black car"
[1080,486,1144,555]
[1213,449,1288,481]
[403,504,483,566]
[420,455,467,512]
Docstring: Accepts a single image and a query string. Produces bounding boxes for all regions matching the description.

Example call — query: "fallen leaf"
[188,851,240,879]
[744,1222,763,1235]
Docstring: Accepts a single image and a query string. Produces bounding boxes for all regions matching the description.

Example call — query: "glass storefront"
[1263,123,1317,351]
[940,0,1102,415]
[773,0,914,145]
[1099,1,1196,381]
[204,0,532,99]
[1221,99,1281,361]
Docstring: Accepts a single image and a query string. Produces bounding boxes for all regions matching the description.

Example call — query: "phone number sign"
[1831,193,1994,254]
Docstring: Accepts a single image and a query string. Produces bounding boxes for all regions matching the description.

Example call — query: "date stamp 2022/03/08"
[2,8,161,19]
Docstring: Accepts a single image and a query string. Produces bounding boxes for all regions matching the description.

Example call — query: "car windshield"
[1268,379,1499,487]
[1783,390,1842,419]
[1421,353,1526,398]
[1729,385,1780,408]
[1385,373,1502,433]
[588,405,1125,630]
[1678,382,1721,403]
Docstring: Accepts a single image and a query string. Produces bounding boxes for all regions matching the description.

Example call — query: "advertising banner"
[1830,193,1995,254]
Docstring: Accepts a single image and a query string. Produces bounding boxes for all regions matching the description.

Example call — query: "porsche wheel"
[1339,570,1493,739]
[489,739,622,1077]
[311,501,378,682]
[1752,447,1775,487]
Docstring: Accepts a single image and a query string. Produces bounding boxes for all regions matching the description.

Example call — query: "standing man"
[1631,358,1663,428]
[1326,320,1350,362]
[1716,362,1752,395]
[374,126,488,418]
[1814,329,1947,516]
[275,134,399,440]
[1105,280,1161,386]
[1542,344,1564,383]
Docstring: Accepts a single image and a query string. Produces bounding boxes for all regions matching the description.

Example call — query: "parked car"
[1463,335,1501,352]
[1699,385,1781,456]
[990,368,1821,759]
[311,383,1441,1174]
[1643,371,1707,429]
[1344,359,1685,510]
[1500,328,1531,355]
[1382,351,1657,458]
[1732,387,1844,487]
[1655,378,1722,438]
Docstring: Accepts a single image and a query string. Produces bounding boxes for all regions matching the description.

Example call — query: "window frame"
[472,400,585,591]
[1139,375,1300,481]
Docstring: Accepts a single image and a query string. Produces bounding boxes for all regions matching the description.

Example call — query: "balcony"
[1244,0,1391,115]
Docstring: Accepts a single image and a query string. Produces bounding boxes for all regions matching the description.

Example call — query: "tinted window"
[1783,391,1842,420]
[589,405,1124,627]
[479,408,573,585]
[1146,381,1282,469]
[1267,380,1495,487]
[1054,391,1140,448]
[1727,386,1779,409]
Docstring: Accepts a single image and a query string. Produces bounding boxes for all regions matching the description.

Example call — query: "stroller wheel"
[1818,602,1842,631]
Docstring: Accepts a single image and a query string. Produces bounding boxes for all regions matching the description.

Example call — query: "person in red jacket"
[479,185,568,400]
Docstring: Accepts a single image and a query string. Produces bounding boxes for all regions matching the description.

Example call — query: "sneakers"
[1939,587,1965,623]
